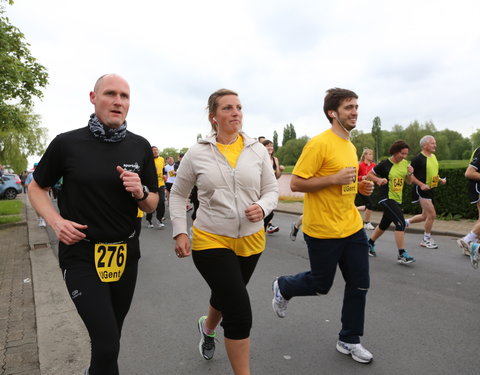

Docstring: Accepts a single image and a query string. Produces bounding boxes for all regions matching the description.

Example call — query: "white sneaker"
[420,239,438,249]
[272,279,288,318]
[38,218,46,227]
[336,340,373,364]
[456,239,471,256]
[364,222,375,230]
[147,222,154,228]
[157,223,165,229]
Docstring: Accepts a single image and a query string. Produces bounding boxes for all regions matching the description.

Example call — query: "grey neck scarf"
[88,114,127,143]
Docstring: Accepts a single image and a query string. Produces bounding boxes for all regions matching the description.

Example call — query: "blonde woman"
[358,148,376,229]
[170,89,278,375]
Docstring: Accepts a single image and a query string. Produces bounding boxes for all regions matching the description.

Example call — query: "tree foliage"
[0,0,49,171]
[273,130,278,151]
[352,120,472,162]
[371,116,382,161]
[276,136,309,165]
[282,123,296,146]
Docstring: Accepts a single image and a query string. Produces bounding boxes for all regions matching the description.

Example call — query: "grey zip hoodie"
[170,132,279,239]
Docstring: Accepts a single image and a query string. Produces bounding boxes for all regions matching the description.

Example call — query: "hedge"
[356,168,478,220]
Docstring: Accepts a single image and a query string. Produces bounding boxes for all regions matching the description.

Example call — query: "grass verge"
[0,200,23,224]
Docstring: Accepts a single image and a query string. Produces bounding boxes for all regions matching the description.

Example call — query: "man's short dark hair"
[323,88,358,123]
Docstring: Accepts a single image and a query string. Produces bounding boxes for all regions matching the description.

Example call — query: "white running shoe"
[147,222,154,228]
[38,218,46,227]
[420,239,438,249]
[456,238,471,256]
[336,340,373,364]
[364,222,375,230]
[272,279,288,318]
[157,223,165,229]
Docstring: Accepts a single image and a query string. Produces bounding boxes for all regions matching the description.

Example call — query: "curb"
[24,195,89,375]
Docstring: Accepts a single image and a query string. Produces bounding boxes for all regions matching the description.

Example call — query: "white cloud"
[5,0,480,165]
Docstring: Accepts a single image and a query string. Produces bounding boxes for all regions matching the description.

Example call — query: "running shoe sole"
[456,239,471,256]
[398,258,416,264]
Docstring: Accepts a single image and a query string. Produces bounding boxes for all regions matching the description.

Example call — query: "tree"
[1,0,49,171]
[371,116,382,161]
[276,136,309,166]
[282,123,296,146]
[0,110,47,172]
[160,147,178,159]
[273,130,278,151]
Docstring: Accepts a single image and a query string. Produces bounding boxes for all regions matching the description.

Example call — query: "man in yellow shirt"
[272,88,374,364]
[146,146,166,228]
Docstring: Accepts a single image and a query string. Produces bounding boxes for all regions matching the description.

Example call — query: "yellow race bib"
[392,177,404,192]
[431,175,439,188]
[94,243,127,282]
[342,182,357,195]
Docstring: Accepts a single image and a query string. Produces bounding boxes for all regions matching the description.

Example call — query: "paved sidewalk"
[1,194,89,375]
[0,207,40,374]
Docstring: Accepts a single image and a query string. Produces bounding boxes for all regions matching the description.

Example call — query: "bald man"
[28,74,159,374]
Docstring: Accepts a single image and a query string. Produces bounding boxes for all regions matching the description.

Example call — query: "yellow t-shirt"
[293,129,362,239]
[192,135,265,256]
[154,156,165,187]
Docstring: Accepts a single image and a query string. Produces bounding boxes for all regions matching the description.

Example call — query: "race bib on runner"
[392,177,404,192]
[431,175,439,188]
[94,243,127,282]
[342,182,357,195]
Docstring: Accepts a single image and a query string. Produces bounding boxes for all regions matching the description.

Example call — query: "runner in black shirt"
[28,74,158,375]
[456,146,480,267]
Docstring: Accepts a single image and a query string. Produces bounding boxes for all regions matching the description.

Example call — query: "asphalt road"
[115,211,480,375]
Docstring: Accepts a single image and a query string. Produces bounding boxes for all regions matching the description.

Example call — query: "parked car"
[0,174,22,199]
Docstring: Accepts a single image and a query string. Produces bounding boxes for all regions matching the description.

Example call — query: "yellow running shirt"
[192,136,265,256]
[153,156,165,187]
[292,129,363,239]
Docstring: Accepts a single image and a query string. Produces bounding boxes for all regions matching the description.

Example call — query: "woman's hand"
[245,203,264,222]
[174,233,191,258]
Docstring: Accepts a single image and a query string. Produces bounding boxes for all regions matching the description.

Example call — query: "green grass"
[0,215,21,224]
[0,200,22,215]
[0,200,23,225]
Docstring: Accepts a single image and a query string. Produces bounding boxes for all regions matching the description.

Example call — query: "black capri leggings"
[378,199,406,232]
[192,248,261,340]
[62,261,138,375]
[357,193,374,210]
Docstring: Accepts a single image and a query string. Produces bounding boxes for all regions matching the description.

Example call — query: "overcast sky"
[7,0,480,162]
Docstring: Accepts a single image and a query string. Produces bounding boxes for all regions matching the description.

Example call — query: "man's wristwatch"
[135,185,149,201]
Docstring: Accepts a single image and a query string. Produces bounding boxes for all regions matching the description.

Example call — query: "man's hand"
[358,180,374,196]
[334,167,357,185]
[117,166,143,199]
[51,218,88,245]
[245,203,264,222]
[375,178,388,186]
